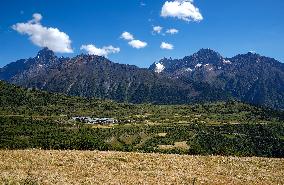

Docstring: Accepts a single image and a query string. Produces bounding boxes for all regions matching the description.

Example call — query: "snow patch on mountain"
[195,63,202,68]
[185,67,193,72]
[223,59,232,64]
[155,62,165,73]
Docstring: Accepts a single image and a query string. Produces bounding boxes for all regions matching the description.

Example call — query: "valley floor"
[0,150,283,185]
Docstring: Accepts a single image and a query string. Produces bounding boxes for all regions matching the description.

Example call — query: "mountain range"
[1,48,283,109]
[150,49,284,109]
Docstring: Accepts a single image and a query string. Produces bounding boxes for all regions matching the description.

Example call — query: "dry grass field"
[0,150,283,185]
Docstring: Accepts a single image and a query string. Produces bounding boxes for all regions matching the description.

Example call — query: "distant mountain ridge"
[149,49,284,109]
[1,48,283,109]
[0,48,230,104]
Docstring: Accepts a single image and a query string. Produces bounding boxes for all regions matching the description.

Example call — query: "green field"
[1,81,284,157]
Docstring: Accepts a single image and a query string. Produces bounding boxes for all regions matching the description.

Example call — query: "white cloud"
[166,28,179,34]
[80,44,120,57]
[121,32,134,41]
[31,13,42,23]
[161,0,203,22]
[153,26,163,34]
[128,40,147,49]
[160,42,174,50]
[12,13,73,53]
[121,31,147,49]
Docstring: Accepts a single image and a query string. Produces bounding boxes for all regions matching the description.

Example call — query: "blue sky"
[0,0,284,68]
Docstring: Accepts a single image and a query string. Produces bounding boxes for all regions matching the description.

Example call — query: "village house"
[72,117,117,125]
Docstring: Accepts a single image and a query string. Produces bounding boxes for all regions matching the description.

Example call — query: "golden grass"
[157,133,167,137]
[158,141,190,150]
[0,150,283,185]
[91,124,117,129]
[174,141,190,150]
[157,145,176,150]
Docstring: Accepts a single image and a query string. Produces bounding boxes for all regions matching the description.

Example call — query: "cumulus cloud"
[161,0,203,22]
[31,13,42,23]
[153,26,163,34]
[160,42,174,50]
[12,13,73,53]
[121,31,134,41]
[128,40,147,49]
[80,44,120,57]
[121,31,147,49]
[166,28,179,34]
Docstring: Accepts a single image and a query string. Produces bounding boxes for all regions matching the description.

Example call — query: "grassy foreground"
[0,150,283,185]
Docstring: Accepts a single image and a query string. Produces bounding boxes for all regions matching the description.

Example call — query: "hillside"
[1,81,284,157]
[0,80,283,122]
[1,150,283,185]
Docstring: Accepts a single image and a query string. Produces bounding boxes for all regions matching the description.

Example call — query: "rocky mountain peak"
[240,52,261,58]
[71,54,109,64]
[194,48,222,58]
[181,48,223,66]
[231,52,270,65]
[36,47,57,62]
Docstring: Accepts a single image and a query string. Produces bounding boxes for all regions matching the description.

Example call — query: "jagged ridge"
[0,48,230,104]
